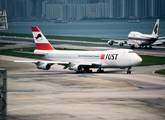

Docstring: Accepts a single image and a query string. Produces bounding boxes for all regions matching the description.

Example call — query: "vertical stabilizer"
[152,19,159,36]
[31,26,55,50]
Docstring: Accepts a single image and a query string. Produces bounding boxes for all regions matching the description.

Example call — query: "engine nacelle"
[70,64,83,72]
[37,63,51,70]
[108,40,113,45]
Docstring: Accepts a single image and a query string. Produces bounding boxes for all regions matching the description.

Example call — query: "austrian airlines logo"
[35,34,42,41]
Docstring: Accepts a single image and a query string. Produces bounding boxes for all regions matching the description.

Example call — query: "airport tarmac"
[1,55,165,120]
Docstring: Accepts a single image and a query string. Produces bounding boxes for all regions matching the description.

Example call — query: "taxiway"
[1,36,165,119]
[0,55,165,120]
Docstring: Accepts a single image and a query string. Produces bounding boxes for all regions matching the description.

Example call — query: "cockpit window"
[128,51,135,53]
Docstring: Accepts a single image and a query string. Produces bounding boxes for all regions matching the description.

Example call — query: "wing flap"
[102,39,127,43]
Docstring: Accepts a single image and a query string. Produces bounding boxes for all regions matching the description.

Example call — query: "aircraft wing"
[102,39,127,46]
[158,37,165,42]
[126,40,139,46]
[79,62,102,66]
[102,39,127,43]
[151,36,165,46]
[11,60,69,65]
[159,37,165,39]
[152,40,163,46]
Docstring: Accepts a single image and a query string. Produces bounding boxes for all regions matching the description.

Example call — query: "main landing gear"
[76,68,105,73]
[127,67,132,74]
[76,68,132,74]
[97,68,104,73]
[139,45,152,49]
[76,68,92,73]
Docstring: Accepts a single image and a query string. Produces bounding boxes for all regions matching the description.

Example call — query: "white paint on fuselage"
[34,49,142,69]
[128,31,158,46]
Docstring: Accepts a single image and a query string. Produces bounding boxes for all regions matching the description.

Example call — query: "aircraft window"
[128,51,135,53]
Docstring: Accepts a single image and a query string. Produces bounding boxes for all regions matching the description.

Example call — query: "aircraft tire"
[97,69,104,73]
[85,70,92,73]
[76,71,85,73]
[149,46,152,49]
[127,71,131,74]
[131,46,135,49]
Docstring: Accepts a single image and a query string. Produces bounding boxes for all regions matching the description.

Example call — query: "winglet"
[31,26,55,50]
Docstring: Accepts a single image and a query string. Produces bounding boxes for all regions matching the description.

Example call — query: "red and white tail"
[31,26,55,50]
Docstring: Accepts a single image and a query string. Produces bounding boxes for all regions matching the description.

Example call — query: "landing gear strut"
[76,68,93,73]
[149,45,152,48]
[130,45,135,49]
[127,67,131,74]
[97,68,104,73]
[84,68,92,73]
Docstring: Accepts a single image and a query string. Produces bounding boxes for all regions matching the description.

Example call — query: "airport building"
[0,0,165,21]
[44,0,165,20]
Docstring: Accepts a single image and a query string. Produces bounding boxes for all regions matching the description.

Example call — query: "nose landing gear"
[127,67,132,74]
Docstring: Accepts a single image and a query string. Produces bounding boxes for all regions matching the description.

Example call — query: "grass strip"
[0,42,16,47]
[138,55,165,66]
[0,33,105,43]
[155,69,165,75]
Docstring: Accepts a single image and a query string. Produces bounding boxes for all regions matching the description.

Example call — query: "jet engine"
[70,64,83,72]
[108,40,113,45]
[37,63,51,70]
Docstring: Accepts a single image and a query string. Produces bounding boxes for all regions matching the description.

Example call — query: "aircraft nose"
[133,54,142,65]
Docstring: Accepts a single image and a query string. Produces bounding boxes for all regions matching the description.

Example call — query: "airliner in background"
[104,19,165,48]
[13,26,142,74]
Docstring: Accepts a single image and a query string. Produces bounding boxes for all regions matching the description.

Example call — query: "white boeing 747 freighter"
[13,26,142,74]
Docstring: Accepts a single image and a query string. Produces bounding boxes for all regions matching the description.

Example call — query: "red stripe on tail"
[31,26,40,32]
[35,43,54,50]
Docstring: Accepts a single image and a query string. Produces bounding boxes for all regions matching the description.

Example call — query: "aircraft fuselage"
[34,49,142,69]
[128,31,158,46]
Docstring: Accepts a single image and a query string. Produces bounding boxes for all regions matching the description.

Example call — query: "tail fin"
[152,19,159,36]
[31,26,55,50]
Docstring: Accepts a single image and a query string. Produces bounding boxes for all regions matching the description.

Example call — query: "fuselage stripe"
[128,37,157,41]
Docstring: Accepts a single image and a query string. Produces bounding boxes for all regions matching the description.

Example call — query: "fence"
[0,69,7,120]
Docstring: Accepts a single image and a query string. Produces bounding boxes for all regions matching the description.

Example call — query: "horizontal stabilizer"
[13,51,46,56]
